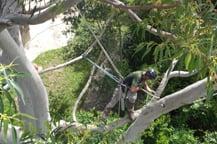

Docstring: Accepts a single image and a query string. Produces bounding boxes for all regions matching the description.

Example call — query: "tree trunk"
[0,29,50,133]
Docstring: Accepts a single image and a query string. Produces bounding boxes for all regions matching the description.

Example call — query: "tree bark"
[117,78,211,143]
[0,29,50,133]
[1,0,82,25]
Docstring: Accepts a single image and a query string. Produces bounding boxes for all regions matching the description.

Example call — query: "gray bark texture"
[117,78,211,143]
[0,29,50,133]
[1,0,82,26]
[0,0,83,137]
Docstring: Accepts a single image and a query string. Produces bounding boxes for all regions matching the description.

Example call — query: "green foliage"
[142,115,173,144]
[169,129,198,144]
[35,49,91,121]
[142,115,199,144]
[30,0,217,143]
[171,99,217,132]
[203,132,217,144]
[0,65,34,143]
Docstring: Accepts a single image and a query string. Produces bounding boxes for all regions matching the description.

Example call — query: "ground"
[25,15,72,61]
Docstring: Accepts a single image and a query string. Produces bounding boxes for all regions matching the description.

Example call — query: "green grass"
[34,48,91,121]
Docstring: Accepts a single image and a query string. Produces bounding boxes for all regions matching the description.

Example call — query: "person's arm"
[144,82,156,94]
[129,77,140,93]
[130,86,140,93]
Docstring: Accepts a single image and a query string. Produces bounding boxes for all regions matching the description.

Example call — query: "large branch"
[1,0,82,26]
[0,29,50,133]
[103,0,177,40]
[57,77,213,135]
[117,78,210,143]
[2,78,213,143]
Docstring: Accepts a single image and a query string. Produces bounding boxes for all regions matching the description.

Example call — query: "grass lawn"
[34,48,91,121]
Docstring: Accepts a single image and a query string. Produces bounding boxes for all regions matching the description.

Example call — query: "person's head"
[142,69,157,80]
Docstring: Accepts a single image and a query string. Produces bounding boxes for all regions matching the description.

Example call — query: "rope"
[83,55,158,99]
[76,8,158,99]
[83,56,120,83]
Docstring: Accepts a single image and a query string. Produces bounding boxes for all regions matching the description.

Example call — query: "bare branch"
[22,2,53,15]
[57,77,215,138]
[169,70,197,79]
[39,55,84,74]
[4,78,214,142]
[155,59,178,98]
[72,52,103,122]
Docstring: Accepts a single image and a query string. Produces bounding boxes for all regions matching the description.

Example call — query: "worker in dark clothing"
[102,69,157,120]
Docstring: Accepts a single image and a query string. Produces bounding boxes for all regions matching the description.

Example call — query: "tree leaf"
[8,79,25,105]
[185,53,192,69]
[13,113,36,120]
[3,121,8,139]
[0,96,4,113]
[4,91,17,112]
[12,126,17,144]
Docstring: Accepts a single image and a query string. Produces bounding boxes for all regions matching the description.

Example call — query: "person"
[102,69,157,120]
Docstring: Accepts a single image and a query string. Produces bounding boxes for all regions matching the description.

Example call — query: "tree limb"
[39,55,84,74]
[155,59,178,98]
[103,0,177,40]
[72,52,103,122]
[22,2,53,15]
[57,77,212,135]
[1,78,213,143]
[1,0,82,26]
[117,78,212,143]
[169,70,197,79]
